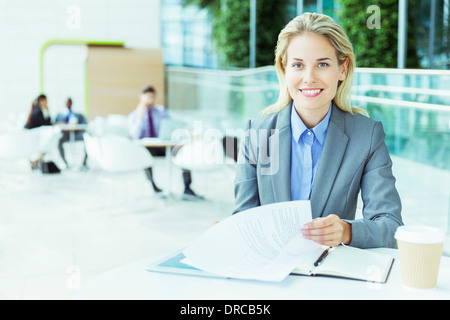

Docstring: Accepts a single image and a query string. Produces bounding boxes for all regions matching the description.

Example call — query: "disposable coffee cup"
[395,226,445,289]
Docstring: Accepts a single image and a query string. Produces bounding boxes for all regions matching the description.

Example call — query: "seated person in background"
[24,94,52,129]
[128,85,203,200]
[55,98,88,168]
[24,94,53,169]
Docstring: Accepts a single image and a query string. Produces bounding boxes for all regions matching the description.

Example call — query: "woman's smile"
[299,88,324,97]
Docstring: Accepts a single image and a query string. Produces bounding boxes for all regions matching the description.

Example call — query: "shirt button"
[307,131,312,135]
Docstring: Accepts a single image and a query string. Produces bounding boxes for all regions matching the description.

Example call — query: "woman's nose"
[303,67,318,84]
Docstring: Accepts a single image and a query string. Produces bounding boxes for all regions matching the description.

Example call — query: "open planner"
[291,245,394,283]
[146,245,394,283]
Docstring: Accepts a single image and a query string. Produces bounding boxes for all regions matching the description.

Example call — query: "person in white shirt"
[128,86,203,200]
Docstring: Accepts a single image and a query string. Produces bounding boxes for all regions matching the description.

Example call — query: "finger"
[305,232,336,242]
[302,218,327,230]
[305,233,342,247]
[302,221,343,239]
[303,215,339,230]
[302,220,337,236]
[302,226,337,239]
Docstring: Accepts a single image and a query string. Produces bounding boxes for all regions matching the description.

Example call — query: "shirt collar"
[290,101,332,146]
[291,101,308,143]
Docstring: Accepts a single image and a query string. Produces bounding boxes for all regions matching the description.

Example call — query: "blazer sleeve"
[232,120,260,214]
[346,121,403,248]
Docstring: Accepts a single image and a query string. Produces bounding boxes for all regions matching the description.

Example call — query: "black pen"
[314,247,331,267]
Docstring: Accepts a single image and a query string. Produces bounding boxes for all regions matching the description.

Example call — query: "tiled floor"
[0,154,449,299]
[0,157,235,299]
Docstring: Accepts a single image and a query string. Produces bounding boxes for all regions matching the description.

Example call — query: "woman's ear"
[339,58,349,81]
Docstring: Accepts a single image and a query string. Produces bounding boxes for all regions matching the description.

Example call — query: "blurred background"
[0,0,449,299]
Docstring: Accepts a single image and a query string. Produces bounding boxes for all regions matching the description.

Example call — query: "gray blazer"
[233,103,403,248]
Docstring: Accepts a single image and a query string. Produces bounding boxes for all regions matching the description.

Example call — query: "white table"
[73,248,450,300]
[55,124,89,168]
[56,123,89,142]
[137,138,183,199]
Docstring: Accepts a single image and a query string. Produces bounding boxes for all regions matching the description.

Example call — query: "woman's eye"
[318,62,329,68]
[292,63,303,69]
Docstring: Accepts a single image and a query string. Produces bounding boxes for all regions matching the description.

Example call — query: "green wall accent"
[39,39,124,116]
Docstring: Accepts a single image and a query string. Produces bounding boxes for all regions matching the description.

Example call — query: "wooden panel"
[87,47,165,120]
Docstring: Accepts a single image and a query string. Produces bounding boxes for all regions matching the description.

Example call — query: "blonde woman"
[233,13,403,248]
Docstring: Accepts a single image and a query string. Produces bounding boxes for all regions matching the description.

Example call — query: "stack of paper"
[182,200,321,282]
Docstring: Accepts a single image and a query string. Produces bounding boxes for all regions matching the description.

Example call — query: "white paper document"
[182,200,321,282]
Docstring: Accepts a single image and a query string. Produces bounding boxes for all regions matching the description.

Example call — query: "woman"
[25,94,51,129]
[233,13,403,249]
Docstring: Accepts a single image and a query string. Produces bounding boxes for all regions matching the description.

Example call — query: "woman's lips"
[300,88,323,97]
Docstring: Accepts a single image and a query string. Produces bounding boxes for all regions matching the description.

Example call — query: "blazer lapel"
[310,105,349,218]
[269,104,292,203]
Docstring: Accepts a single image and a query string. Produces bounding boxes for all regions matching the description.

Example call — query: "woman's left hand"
[301,214,352,247]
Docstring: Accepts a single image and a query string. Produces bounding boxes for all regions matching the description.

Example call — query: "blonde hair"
[262,12,367,116]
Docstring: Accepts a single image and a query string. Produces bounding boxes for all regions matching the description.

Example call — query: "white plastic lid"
[395,226,445,244]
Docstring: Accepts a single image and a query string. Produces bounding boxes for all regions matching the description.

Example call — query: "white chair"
[88,114,129,138]
[0,128,42,190]
[87,116,128,138]
[0,112,27,131]
[0,128,41,163]
[83,133,102,168]
[172,138,236,199]
[83,133,156,205]
[0,126,63,168]
[172,139,226,172]
[96,135,154,172]
[35,126,63,161]
[106,114,128,128]
[104,114,130,137]
[87,116,107,137]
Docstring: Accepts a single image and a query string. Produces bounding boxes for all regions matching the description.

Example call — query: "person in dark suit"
[24,94,53,169]
[25,94,51,129]
[54,97,88,167]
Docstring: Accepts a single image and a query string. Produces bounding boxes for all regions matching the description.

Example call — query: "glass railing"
[166,66,279,131]
[166,66,450,238]
[352,68,450,171]
[351,68,450,239]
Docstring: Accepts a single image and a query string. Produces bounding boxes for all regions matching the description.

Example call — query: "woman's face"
[39,98,48,108]
[285,32,348,120]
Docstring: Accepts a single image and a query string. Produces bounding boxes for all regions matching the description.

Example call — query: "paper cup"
[395,226,445,289]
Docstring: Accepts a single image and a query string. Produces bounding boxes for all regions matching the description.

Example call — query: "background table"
[137,138,178,198]
[55,123,89,168]
[73,248,450,300]
[56,123,89,141]
[137,138,183,198]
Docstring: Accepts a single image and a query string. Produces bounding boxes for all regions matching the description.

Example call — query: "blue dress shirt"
[290,102,332,200]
